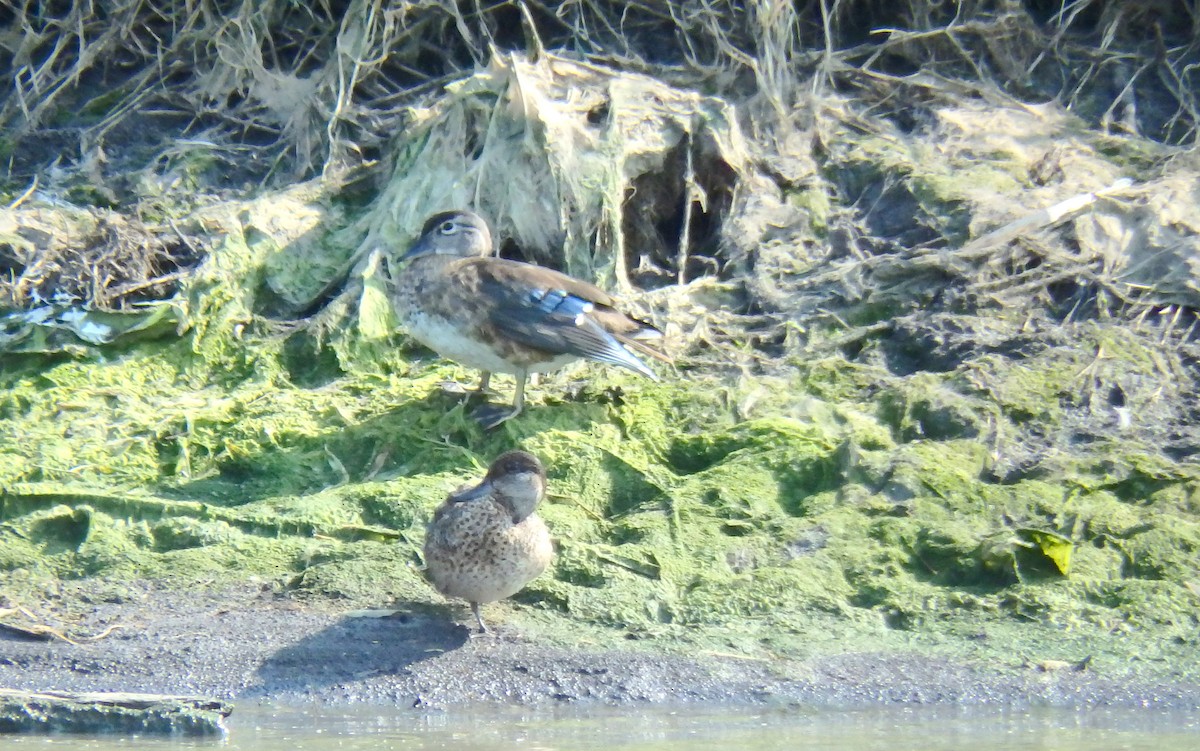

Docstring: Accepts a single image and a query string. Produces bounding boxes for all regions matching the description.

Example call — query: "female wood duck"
[423,450,553,633]
[393,210,669,428]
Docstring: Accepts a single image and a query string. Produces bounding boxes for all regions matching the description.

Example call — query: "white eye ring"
[439,221,455,234]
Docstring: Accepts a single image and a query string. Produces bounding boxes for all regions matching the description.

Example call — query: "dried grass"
[4,1,1196,176]
[1,0,1198,334]
[0,205,199,310]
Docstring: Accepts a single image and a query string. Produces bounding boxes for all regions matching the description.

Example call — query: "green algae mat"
[2,326,1198,680]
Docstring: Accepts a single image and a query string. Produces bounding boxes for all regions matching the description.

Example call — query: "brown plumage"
[393,210,669,428]
[423,450,553,633]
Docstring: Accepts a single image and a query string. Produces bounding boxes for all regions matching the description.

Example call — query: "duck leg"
[472,371,526,429]
[470,602,489,634]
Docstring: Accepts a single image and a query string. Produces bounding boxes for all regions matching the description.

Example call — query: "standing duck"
[393,210,669,428]
[423,450,553,633]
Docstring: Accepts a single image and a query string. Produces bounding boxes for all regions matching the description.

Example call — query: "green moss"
[786,183,833,235]
[795,358,886,404]
[878,372,993,441]
[1089,132,1168,173]
[978,354,1075,424]
[915,160,1025,204]
[828,125,1029,247]
[2,338,1196,676]
[1117,522,1200,582]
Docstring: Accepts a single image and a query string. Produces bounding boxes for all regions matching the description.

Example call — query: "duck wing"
[454,258,664,379]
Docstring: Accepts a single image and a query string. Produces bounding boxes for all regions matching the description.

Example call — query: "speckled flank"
[423,451,553,630]
[425,503,552,604]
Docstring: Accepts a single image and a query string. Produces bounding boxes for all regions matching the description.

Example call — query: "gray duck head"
[448,450,546,524]
[402,210,493,261]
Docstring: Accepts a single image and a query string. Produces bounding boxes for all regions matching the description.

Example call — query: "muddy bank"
[1,582,1198,711]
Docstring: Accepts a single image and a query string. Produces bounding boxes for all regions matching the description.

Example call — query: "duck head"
[449,450,546,523]
[402,210,493,261]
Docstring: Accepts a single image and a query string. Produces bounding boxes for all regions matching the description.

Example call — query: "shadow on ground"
[248,609,469,701]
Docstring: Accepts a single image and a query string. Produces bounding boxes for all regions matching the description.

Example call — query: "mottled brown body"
[423,451,553,632]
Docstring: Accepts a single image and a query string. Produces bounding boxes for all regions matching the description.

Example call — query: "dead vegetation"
[0,0,1198,377]
[0,204,200,310]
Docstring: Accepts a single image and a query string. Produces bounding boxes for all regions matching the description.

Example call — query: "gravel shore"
[3,583,1198,711]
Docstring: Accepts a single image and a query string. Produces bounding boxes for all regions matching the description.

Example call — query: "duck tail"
[615,329,673,365]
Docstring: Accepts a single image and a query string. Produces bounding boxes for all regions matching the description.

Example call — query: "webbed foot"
[471,402,521,430]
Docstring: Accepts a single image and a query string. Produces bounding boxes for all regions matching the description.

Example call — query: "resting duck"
[423,450,553,633]
[393,210,669,428]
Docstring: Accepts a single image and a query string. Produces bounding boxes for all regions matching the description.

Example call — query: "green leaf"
[1018,528,1073,576]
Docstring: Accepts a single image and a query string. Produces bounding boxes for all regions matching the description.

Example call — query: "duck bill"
[401,234,436,261]
[448,478,493,503]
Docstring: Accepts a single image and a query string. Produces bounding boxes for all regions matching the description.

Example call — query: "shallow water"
[3,704,1198,750]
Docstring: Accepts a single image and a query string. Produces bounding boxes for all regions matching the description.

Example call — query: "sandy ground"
[2,583,1198,711]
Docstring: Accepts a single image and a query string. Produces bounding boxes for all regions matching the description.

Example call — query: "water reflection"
[2,703,1197,750]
